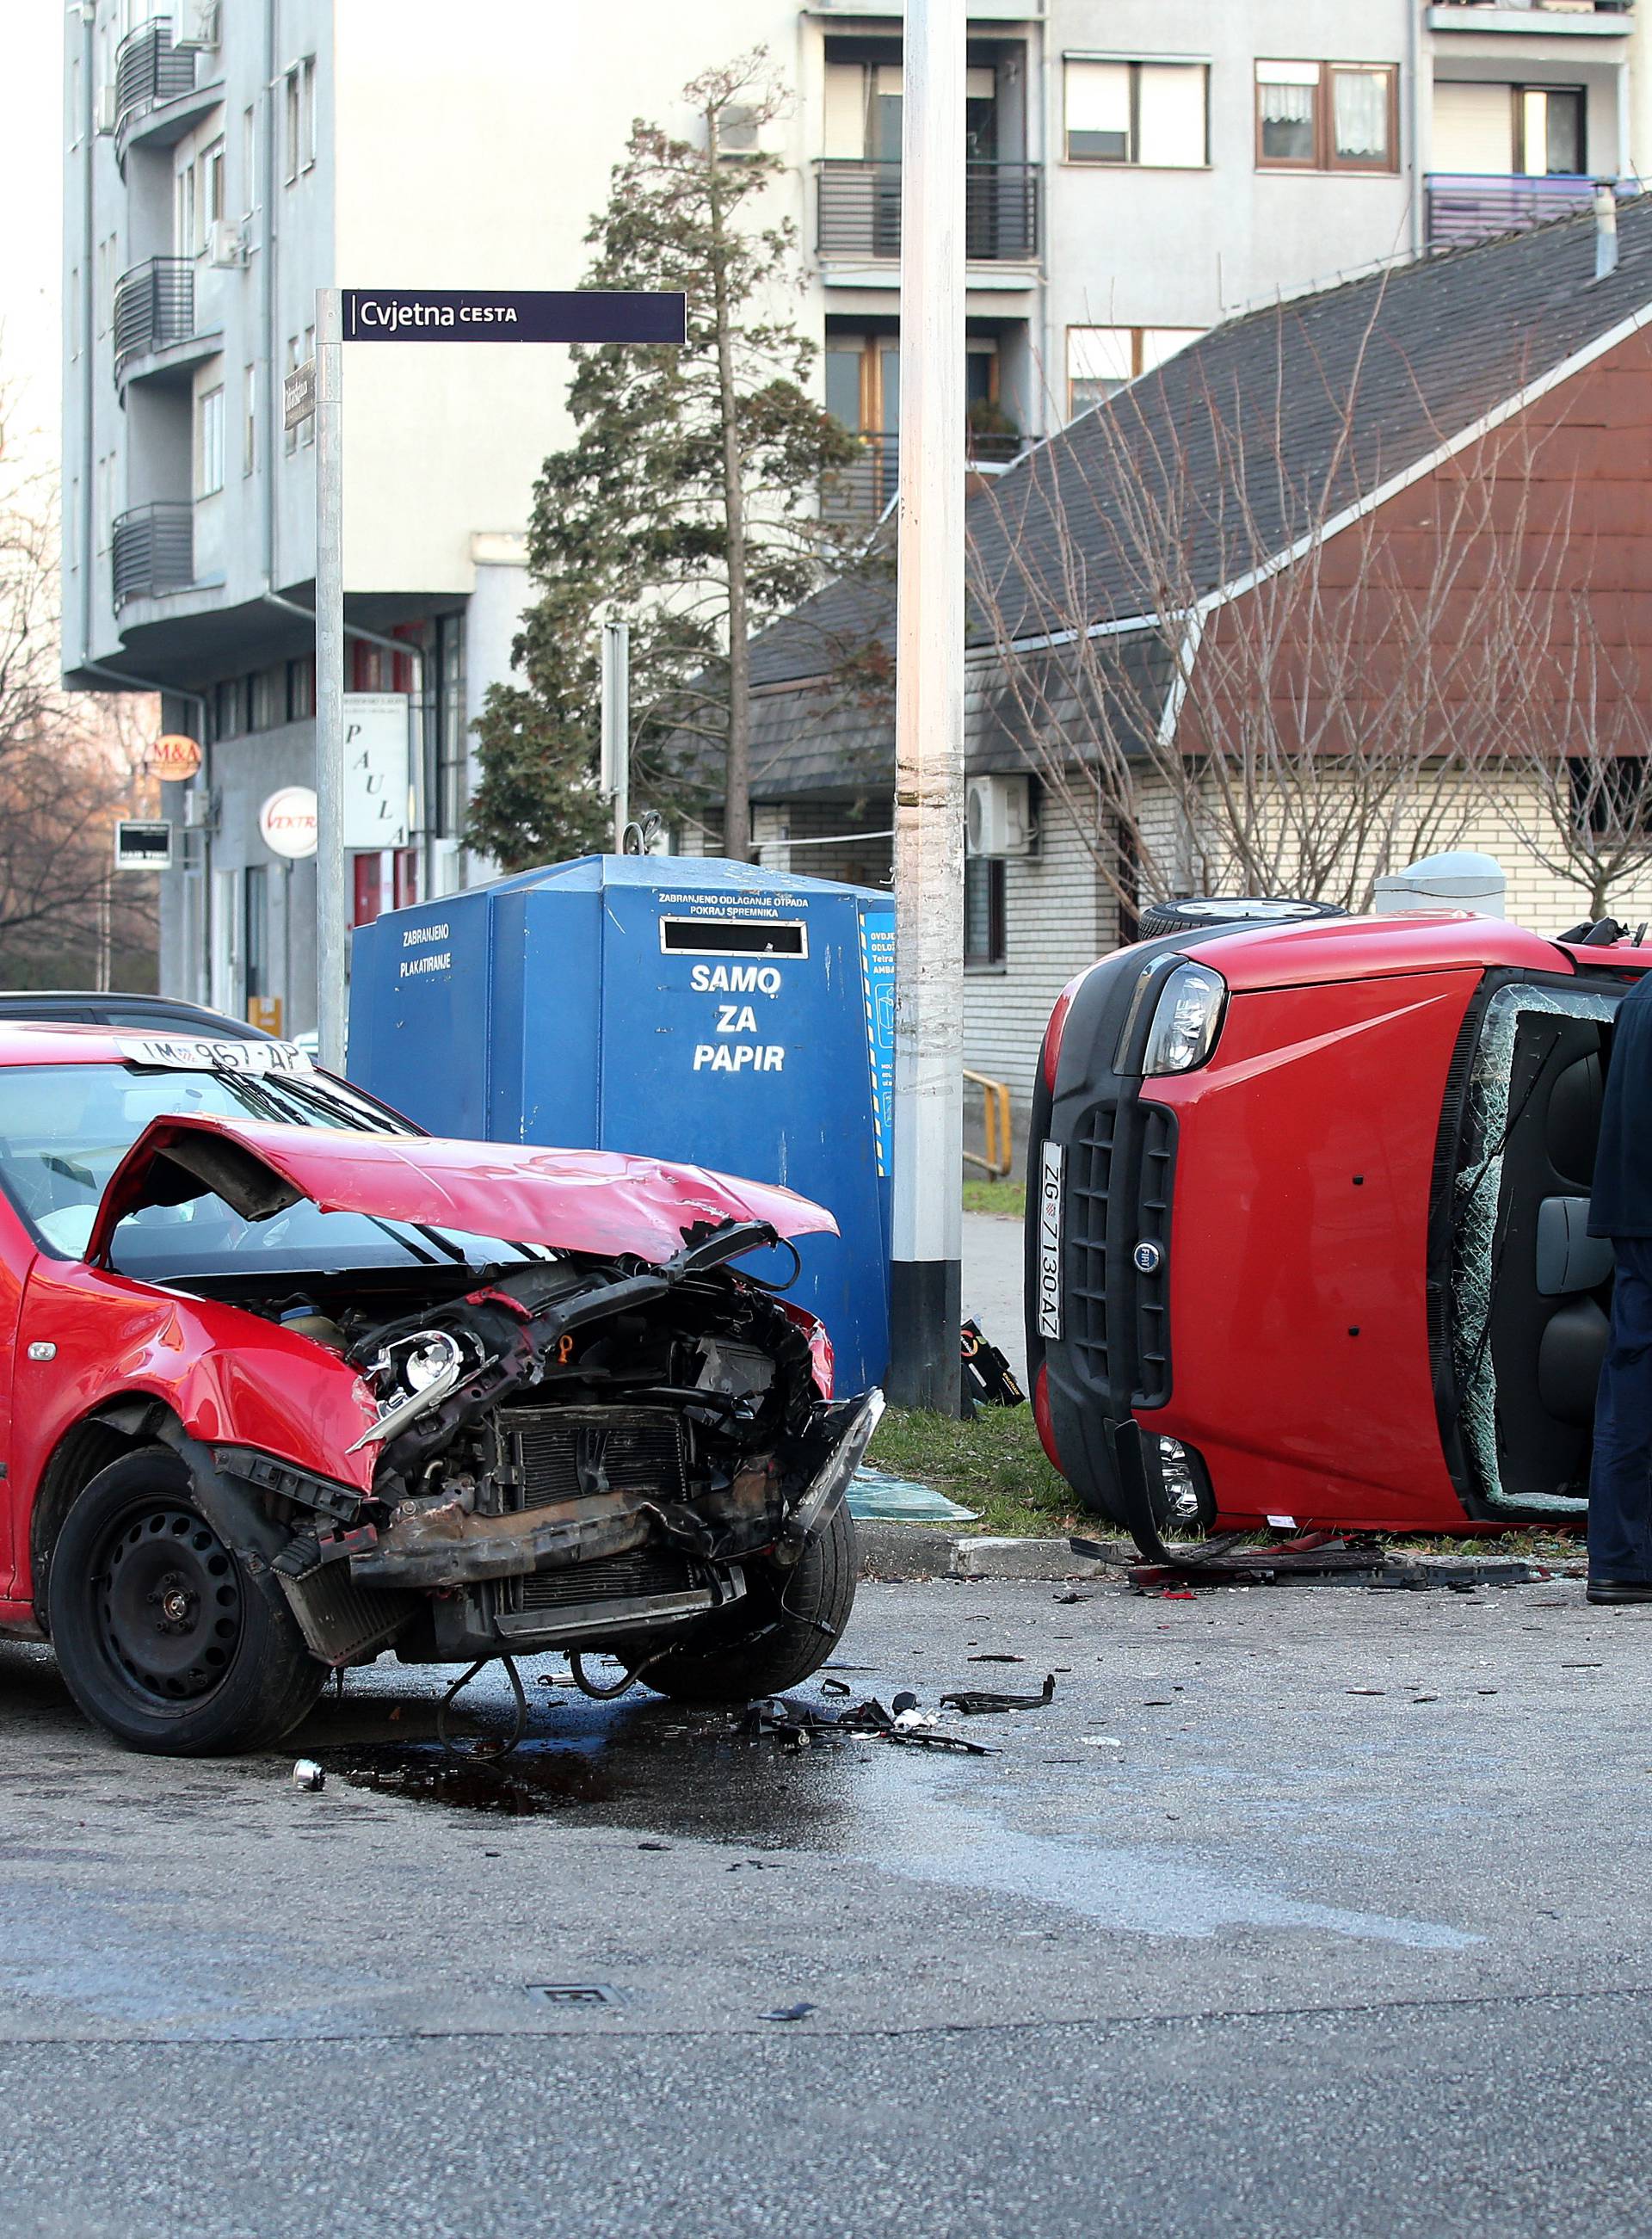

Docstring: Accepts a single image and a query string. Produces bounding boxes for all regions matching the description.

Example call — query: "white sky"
[2,5,65,474]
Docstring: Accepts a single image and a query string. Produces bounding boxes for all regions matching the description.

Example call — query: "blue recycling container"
[347,855,895,1396]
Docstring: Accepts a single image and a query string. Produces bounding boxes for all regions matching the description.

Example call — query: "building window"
[243,363,256,476]
[284,67,301,182]
[213,678,241,740]
[300,58,317,168]
[203,136,226,225]
[1066,325,1203,417]
[196,384,225,497]
[176,155,199,256]
[242,104,257,216]
[250,666,283,730]
[287,657,315,722]
[1255,61,1398,174]
[243,865,268,1004]
[1064,59,1208,168]
[964,856,1006,969]
[435,613,467,837]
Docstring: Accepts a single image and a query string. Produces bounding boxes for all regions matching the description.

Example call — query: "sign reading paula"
[341,289,687,347]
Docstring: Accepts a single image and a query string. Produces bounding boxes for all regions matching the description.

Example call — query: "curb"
[854,1524,1133,1583]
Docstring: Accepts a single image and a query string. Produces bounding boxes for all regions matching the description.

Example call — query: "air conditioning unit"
[181,0,221,48]
[715,103,762,158]
[94,85,119,135]
[206,219,247,269]
[965,773,1033,858]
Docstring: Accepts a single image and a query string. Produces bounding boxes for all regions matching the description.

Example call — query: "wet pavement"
[2,1574,1649,2237]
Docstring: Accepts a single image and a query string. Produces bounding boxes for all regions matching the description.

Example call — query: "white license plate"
[1036,1140,1063,1340]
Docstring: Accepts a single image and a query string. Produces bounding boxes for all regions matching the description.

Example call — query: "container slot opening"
[659,918,808,958]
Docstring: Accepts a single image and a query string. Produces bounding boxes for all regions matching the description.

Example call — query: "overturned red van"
[1026,910,1650,1547]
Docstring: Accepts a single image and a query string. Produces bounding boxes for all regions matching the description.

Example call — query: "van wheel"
[1137,896,1345,941]
[645,1503,858,1703]
[46,1449,325,1756]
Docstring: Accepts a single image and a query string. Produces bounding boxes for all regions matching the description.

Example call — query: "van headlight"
[1142,963,1226,1076]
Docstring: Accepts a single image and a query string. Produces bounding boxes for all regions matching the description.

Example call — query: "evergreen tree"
[469,52,860,867]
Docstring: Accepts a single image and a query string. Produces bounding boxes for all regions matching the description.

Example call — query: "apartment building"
[63,0,1648,1033]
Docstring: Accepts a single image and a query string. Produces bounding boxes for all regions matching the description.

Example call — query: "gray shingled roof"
[751,192,1652,690]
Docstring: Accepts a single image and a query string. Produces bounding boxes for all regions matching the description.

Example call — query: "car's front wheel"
[644,1502,858,1703]
[46,1449,326,1755]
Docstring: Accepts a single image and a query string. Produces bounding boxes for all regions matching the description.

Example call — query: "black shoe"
[1587,1578,1652,1605]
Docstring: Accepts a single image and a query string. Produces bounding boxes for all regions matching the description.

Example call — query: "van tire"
[46,1449,326,1756]
[1137,896,1346,941]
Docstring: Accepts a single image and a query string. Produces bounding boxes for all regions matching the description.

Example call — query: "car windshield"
[0,1060,549,1280]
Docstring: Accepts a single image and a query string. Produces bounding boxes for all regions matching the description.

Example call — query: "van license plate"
[1037,1142,1063,1340]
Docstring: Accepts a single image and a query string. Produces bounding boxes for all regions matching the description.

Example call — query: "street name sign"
[114,820,173,871]
[340,289,687,345]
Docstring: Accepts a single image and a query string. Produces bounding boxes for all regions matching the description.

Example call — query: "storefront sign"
[260,785,318,860]
[343,694,410,849]
[114,820,173,871]
[148,733,202,782]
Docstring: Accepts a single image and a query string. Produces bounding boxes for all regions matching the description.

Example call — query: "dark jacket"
[1590,971,1652,1238]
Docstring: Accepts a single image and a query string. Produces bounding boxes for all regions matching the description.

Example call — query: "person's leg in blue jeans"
[1589,1237,1652,1586]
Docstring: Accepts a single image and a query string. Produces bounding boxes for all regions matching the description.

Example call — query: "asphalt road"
[2,1572,1648,2239]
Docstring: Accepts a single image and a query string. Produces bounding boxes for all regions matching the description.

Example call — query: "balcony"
[113,258,196,379]
[114,21,197,133]
[816,162,1041,264]
[1426,170,1606,243]
[112,503,194,609]
[823,429,1027,521]
[1427,2,1632,32]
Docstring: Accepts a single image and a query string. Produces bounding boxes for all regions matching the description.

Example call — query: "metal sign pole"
[314,289,347,1070]
[601,619,631,854]
[887,0,966,1411]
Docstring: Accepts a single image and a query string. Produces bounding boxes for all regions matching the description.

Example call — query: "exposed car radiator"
[504,1405,688,1511]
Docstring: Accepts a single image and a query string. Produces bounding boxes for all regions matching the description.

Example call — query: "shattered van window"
[1452,982,1615,1515]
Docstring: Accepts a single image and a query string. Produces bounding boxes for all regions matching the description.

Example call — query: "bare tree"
[966,305,1579,922]
[0,381,157,983]
[1481,577,1652,925]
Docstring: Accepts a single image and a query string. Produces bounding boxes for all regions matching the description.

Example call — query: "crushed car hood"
[83,1114,838,1268]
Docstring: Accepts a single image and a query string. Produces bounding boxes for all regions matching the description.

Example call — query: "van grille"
[1062,1099,1176,1407]
[1066,1101,1118,1391]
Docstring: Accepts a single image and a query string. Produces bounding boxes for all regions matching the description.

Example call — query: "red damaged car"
[1027,909,1651,1550]
[0,1027,878,1754]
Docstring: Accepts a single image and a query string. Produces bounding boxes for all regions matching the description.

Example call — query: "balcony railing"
[823,430,1027,520]
[112,503,194,609]
[816,161,1041,262]
[1429,1,1632,23]
[114,21,197,133]
[113,258,196,376]
[1426,170,1605,244]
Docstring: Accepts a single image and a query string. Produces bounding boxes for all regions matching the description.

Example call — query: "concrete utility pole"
[887,0,966,1411]
[601,620,631,853]
[314,290,347,1072]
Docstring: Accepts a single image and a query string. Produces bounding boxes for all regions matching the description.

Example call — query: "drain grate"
[525,1983,623,2008]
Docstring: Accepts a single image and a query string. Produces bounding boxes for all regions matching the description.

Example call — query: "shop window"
[1256,61,1398,174]
[287,657,315,722]
[243,866,267,1003]
[1064,59,1208,168]
[434,613,467,838]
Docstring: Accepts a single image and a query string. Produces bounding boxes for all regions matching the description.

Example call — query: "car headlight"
[1141,962,1226,1076]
